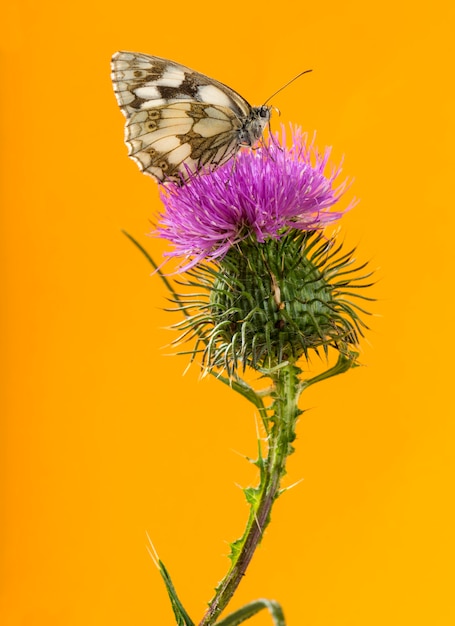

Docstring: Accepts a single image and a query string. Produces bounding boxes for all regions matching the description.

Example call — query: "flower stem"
[199,363,303,626]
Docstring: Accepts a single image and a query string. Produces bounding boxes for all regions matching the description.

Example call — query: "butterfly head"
[239,105,272,147]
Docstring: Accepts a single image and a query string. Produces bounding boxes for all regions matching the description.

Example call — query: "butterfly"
[111,51,272,184]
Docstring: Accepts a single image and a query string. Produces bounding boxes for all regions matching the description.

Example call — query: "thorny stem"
[199,363,303,626]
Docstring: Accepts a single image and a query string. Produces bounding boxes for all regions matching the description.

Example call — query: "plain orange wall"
[2,2,454,625]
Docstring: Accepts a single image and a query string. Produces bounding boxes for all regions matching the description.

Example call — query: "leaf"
[215,599,286,626]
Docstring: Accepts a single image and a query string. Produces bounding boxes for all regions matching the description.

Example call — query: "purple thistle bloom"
[157,125,355,270]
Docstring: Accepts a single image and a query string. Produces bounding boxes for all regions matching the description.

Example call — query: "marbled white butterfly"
[111,51,273,184]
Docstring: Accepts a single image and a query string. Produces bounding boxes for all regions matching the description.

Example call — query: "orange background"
[2,2,454,625]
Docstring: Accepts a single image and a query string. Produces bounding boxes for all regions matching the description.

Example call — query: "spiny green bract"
[169,231,373,377]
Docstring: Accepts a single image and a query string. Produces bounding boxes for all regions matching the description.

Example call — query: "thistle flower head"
[157,125,371,376]
[158,126,355,270]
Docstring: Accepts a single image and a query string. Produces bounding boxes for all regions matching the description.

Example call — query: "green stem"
[199,364,303,626]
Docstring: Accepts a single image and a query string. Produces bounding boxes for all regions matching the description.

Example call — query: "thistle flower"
[158,125,355,270]
[159,126,372,376]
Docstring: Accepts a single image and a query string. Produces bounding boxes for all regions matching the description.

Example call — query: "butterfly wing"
[111,51,253,182]
[118,101,243,184]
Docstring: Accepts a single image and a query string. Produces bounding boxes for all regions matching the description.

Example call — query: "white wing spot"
[197,85,233,108]
[154,68,186,87]
[140,98,167,108]
[135,86,161,99]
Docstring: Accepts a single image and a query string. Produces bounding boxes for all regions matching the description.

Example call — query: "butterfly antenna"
[263,69,313,105]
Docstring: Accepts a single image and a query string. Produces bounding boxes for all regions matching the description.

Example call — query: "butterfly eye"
[259,106,270,118]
